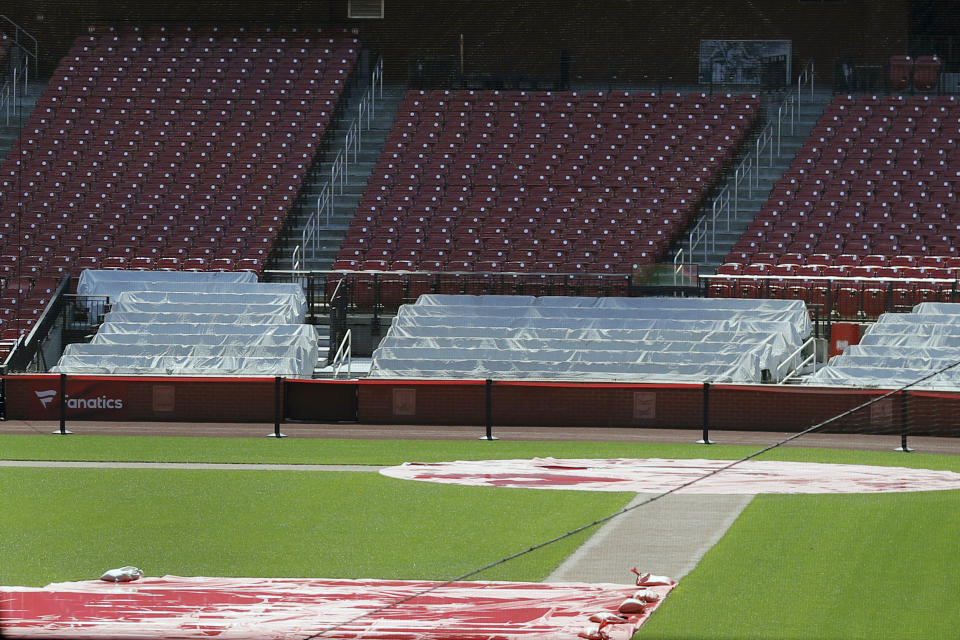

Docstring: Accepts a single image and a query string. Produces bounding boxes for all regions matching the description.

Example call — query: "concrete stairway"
[0,80,45,165]
[271,84,408,272]
[678,88,834,274]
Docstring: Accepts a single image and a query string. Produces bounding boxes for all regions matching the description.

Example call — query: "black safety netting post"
[895,389,913,452]
[697,381,715,444]
[267,376,287,438]
[52,373,72,435]
[479,378,498,441]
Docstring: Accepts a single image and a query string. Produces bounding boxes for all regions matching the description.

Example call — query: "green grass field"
[2,434,959,640]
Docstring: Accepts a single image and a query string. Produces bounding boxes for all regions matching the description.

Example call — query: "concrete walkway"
[547,493,753,584]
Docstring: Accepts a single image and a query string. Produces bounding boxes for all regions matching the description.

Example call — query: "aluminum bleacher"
[52,270,318,376]
[0,24,357,338]
[806,302,960,389]
[368,294,810,383]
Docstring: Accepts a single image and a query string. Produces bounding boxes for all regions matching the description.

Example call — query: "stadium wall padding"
[5,376,960,436]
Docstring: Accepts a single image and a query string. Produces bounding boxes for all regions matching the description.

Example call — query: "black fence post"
[697,381,715,444]
[895,390,913,452]
[53,373,72,435]
[479,378,498,441]
[267,376,287,438]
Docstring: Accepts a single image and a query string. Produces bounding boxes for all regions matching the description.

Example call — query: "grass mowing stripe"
[2,435,959,472]
[0,468,631,588]
[636,491,960,640]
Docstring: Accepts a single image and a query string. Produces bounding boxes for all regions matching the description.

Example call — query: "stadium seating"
[52,270,318,376]
[335,89,760,277]
[806,302,960,389]
[0,25,358,336]
[368,294,811,382]
[719,94,960,315]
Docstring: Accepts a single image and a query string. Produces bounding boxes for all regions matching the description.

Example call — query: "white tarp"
[96,323,310,336]
[804,365,960,389]
[367,359,765,383]
[413,295,812,336]
[77,270,257,297]
[382,326,793,354]
[807,308,960,389]
[56,272,318,377]
[369,294,809,382]
[91,329,316,349]
[912,302,960,315]
[51,354,303,376]
[62,343,317,370]
[102,312,296,325]
[391,313,806,345]
[112,291,307,319]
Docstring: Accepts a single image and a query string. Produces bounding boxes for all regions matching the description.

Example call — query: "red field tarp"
[0,575,674,640]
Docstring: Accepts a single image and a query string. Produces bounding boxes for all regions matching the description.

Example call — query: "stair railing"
[297,57,383,270]
[689,60,815,263]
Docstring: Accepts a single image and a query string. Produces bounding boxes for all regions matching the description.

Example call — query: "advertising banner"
[10,376,130,420]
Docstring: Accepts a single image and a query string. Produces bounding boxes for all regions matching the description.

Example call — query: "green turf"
[637,490,960,640]
[4,435,959,639]
[0,467,631,587]
[3,433,959,472]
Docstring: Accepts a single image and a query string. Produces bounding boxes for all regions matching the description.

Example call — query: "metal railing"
[331,329,352,378]
[1,15,39,76]
[298,57,384,269]
[2,54,31,126]
[688,60,816,263]
[1,276,70,374]
[776,337,817,384]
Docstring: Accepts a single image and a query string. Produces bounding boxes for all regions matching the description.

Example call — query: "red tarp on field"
[0,575,675,639]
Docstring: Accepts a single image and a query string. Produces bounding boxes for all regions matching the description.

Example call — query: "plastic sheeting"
[90,330,316,348]
[367,359,765,382]
[371,295,810,383]
[911,302,960,315]
[0,576,669,640]
[96,323,310,336]
[112,291,307,319]
[102,311,298,325]
[62,343,316,368]
[392,314,806,345]
[55,272,318,377]
[805,364,960,389]
[415,295,812,337]
[369,295,809,383]
[806,308,960,389]
[76,269,257,296]
[384,326,793,354]
[51,355,304,376]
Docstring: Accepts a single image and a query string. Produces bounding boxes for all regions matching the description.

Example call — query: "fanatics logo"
[35,390,57,409]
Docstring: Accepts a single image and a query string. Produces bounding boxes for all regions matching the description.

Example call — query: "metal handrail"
[331,329,352,379]
[776,336,817,382]
[689,60,816,262]
[298,56,384,270]
[1,14,39,76]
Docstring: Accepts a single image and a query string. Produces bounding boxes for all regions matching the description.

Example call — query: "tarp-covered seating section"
[52,271,318,376]
[368,295,812,383]
[805,302,960,390]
